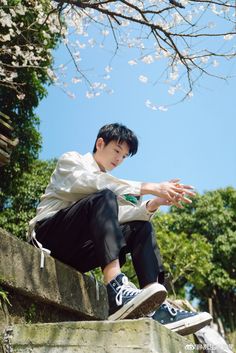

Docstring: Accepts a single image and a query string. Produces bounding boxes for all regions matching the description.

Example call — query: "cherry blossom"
[1,0,236,108]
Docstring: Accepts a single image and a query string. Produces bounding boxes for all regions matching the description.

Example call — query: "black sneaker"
[107,273,167,321]
[152,301,212,336]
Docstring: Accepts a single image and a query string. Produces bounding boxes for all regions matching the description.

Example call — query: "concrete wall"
[0,227,108,331]
[2,319,199,353]
[0,228,201,353]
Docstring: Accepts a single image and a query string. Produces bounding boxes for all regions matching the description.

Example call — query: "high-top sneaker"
[152,301,212,336]
[107,273,167,321]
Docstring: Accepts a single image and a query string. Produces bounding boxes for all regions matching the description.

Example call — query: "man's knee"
[127,221,154,242]
[92,189,118,211]
[99,188,116,199]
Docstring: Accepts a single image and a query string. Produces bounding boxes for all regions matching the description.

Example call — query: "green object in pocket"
[123,194,138,204]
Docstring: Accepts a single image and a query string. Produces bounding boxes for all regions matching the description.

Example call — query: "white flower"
[121,20,130,27]
[74,51,81,60]
[103,74,110,80]
[9,9,17,17]
[208,22,216,29]
[224,34,234,41]
[212,60,219,67]
[0,34,11,42]
[142,55,154,64]
[105,65,112,73]
[77,42,86,49]
[201,56,209,64]
[158,106,168,112]
[47,68,58,82]
[10,72,18,79]
[172,13,182,25]
[86,91,95,99]
[91,82,101,89]
[90,82,107,90]
[222,5,229,14]
[128,60,137,66]
[1,12,13,27]
[67,91,76,99]
[102,29,109,36]
[138,75,148,83]
[186,13,193,22]
[187,91,194,98]
[72,77,82,84]
[88,38,96,47]
[168,86,176,95]
[170,71,179,81]
[15,4,26,16]
[145,99,157,111]
[17,93,25,100]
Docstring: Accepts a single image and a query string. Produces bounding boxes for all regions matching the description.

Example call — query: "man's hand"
[141,179,196,209]
[146,197,172,212]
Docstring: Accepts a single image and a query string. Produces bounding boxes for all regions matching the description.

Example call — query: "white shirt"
[28,151,156,238]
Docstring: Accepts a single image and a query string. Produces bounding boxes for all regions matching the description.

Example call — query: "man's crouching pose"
[28,123,212,333]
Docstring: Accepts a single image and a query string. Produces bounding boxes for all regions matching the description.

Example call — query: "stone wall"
[0,227,108,333]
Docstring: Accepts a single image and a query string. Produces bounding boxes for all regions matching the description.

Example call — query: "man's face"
[94,139,130,171]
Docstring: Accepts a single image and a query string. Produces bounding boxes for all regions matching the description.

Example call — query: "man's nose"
[116,156,122,164]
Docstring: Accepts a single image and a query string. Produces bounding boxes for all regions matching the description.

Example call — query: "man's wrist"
[141,182,161,197]
[146,200,159,213]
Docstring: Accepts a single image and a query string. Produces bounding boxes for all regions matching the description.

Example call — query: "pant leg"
[120,221,165,288]
[35,189,126,272]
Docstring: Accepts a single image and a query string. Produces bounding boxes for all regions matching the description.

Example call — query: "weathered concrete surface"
[3,319,198,353]
[0,228,108,324]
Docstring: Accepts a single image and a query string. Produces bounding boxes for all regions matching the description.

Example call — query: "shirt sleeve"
[50,152,142,200]
[118,200,158,224]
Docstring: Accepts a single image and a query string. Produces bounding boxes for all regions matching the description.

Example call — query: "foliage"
[0,159,56,240]
[0,0,62,207]
[25,303,37,324]
[0,286,11,306]
[153,214,213,295]
[152,187,236,332]
[0,0,63,95]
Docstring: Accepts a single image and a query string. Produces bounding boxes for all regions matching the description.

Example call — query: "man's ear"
[96,137,105,151]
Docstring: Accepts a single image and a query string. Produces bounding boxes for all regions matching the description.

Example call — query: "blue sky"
[36,39,236,197]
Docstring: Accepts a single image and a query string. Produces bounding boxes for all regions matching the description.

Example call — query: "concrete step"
[3,319,198,353]
[0,227,108,329]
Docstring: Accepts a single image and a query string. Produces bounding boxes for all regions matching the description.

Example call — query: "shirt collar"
[82,152,102,172]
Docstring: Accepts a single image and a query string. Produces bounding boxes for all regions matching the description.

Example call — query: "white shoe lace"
[115,276,141,306]
[163,301,188,317]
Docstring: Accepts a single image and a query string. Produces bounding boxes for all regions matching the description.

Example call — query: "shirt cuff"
[140,200,159,219]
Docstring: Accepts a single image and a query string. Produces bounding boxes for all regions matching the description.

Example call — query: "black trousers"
[35,189,165,288]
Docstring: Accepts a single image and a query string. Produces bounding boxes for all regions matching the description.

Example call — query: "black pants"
[35,189,165,288]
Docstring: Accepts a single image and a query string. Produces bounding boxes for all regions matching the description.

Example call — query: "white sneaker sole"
[165,312,212,336]
[108,283,167,321]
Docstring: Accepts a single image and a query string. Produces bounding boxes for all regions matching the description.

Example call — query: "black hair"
[93,123,138,156]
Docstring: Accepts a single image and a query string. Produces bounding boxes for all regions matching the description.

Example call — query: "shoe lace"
[163,301,187,317]
[115,276,141,306]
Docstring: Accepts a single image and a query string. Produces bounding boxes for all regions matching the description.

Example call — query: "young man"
[28,123,212,332]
